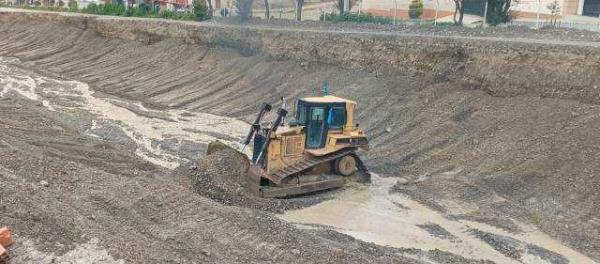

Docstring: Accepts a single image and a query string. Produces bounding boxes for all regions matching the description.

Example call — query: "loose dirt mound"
[191,143,250,194]
[182,142,327,213]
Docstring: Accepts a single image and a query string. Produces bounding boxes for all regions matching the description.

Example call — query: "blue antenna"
[321,81,330,96]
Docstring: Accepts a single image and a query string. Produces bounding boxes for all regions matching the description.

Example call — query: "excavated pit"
[1,8,600,263]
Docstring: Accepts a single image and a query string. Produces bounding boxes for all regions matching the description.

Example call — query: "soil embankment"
[1,9,600,262]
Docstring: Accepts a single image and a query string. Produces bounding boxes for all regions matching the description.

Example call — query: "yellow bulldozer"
[208,95,370,198]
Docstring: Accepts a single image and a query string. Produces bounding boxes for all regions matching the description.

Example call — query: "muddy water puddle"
[281,175,597,264]
[0,56,249,168]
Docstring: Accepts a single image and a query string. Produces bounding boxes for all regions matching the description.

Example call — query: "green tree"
[193,0,210,20]
[547,0,560,26]
[234,0,252,22]
[408,0,424,19]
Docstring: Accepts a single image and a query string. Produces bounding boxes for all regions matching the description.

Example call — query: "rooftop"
[300,95,356,104]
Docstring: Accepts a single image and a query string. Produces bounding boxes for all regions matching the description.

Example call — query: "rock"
[291,249,300,255]
[396,178,409,185]
[40,180,49,187]
[527,197,538,204]
[201,249,211,256]
[385,127,392,133]
[414,175,428,183]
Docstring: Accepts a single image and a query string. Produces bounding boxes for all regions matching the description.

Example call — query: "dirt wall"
[2,11,600,105]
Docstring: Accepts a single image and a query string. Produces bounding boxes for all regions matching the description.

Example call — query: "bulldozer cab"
[294,96,355,149]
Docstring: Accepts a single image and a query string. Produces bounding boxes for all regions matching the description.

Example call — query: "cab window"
[311,107,325,121]
[328,107,346,129]
[296,104,306,125]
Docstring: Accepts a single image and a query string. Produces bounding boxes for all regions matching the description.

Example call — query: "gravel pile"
[182,142,327,213]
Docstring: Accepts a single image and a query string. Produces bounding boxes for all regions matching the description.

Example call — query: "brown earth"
[0,91,428,264]
[1,8,600,263]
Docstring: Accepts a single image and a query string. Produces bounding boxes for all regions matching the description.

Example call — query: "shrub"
[193,0,210,20]
[101,4,126,16]
[11,0,197,21]
[408,0,424,19]
[83,3,126,15]
[546,0,560,26]
[486,0,514,25]
[135,6,148,16]
[234,0,252,22]
[158,9,195,20]
[83,2,98,13]
[320,12,393,25]
[67,0,77,11]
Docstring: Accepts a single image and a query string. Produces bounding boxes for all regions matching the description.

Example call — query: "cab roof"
[299,95,356,104]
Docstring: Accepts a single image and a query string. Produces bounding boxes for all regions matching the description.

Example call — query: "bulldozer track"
[270,148,357,184]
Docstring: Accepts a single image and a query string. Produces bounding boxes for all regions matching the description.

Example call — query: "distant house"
[74,0,100,8]
[361,0,454,19]
[359,0,600,20]
[512,0,599,18]
[155,0,189,10]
